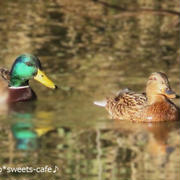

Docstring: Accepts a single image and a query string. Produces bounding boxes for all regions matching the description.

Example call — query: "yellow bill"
[34,69,56,89]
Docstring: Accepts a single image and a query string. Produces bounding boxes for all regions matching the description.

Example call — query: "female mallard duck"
[94,72,180,122]
[0,54,56,103]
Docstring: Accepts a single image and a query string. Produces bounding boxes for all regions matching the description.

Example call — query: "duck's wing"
[93,89,133,107]
[0,68,10,84]
[106,91,147,120]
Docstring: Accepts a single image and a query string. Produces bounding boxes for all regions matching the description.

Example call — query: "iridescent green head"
[10,54,56,89]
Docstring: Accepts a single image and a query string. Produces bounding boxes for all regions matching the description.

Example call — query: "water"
[0,0,179,179]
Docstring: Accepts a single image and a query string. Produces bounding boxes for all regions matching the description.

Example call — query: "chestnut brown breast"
[8,86,36,103]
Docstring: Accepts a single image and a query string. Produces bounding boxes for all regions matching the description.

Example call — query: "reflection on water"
[0,0,179,179]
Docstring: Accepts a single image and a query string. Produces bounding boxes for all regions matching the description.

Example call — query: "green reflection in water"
[0,0,179,180]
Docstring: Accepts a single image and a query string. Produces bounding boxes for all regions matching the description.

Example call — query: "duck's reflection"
[9,102,55,151]
[111,120,180,157]
[11,115,38,150]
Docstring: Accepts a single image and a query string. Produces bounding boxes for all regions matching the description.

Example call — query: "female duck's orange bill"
[164,88,176,99]
[34,69,56,89]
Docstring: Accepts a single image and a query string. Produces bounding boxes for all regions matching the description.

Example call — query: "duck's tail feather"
[94,100,107,107]
[0,68,10,83]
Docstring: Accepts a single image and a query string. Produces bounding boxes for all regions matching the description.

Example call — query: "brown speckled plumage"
[105,72,180,122]
[106,91,147,120]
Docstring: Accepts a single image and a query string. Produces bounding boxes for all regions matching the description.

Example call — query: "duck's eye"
[149,77,157,80]
[25,62,33,66]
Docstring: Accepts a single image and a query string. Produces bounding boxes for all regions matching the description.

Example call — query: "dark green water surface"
[0,0,179,180]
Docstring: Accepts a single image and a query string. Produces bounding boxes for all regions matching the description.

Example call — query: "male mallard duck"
[94,72,180,122]
[0,54,56,103]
